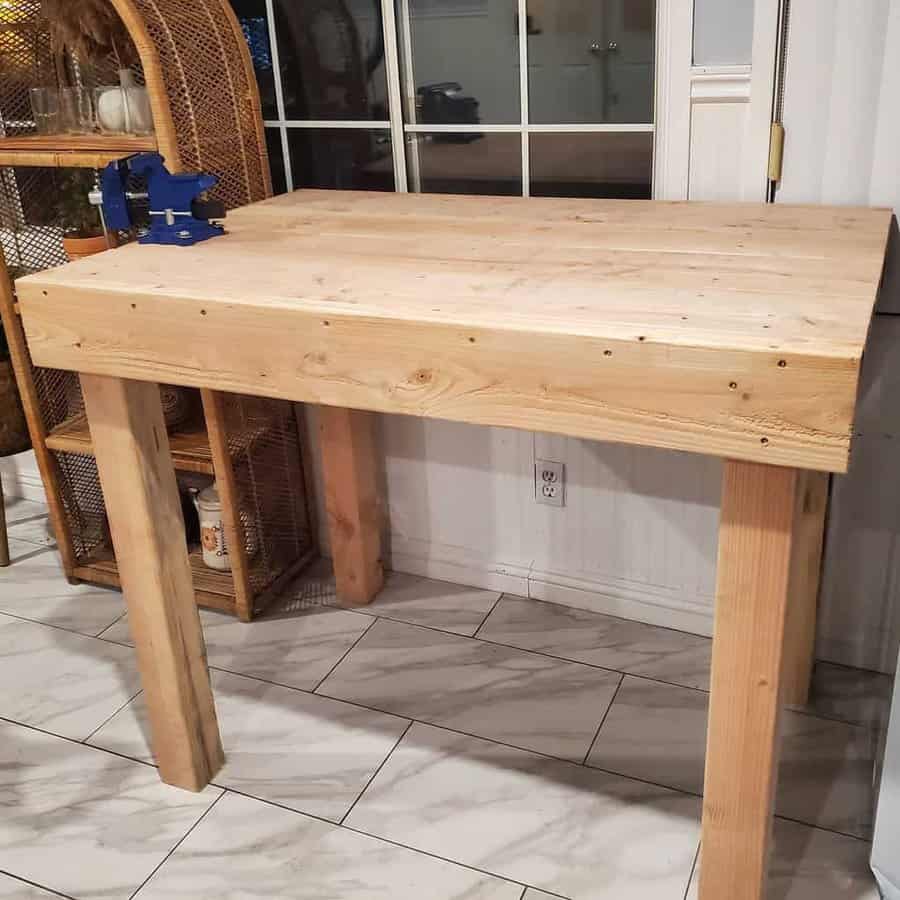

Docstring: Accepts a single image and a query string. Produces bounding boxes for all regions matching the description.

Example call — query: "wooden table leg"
[699,460,809,900]
[781,471,829,706]
[81,374,224,790]
[318,406,383,606]
[0,477,9,567]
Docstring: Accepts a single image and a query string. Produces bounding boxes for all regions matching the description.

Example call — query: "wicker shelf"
[45,412,215,474]
[0,0,311,621]
[0,134,158,168]
[74,546,239,614]
[73,544,317,617]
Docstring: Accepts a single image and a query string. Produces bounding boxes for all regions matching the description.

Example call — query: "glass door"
[230,0,656,198]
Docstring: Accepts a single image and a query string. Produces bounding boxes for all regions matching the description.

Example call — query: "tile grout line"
[580,673,625,765]
[0,869,75,900]
[81,689,143,744]
[95,610,129,639]
[128,790,226,899]
[682,841,701,900]
[0,606,127,642]
[310,616,378,693]
[339,719,413,826]
[472,591,505,639]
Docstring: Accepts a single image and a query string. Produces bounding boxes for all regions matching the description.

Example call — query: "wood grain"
[81,374,223,790]
[318,406,383,605]
[782,471,829,706]
[17,192,890,472]
[699,460,800,900]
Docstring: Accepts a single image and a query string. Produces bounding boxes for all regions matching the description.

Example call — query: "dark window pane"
[408,132,521,195]
[400,0,520,125]
[229,0,279,120]
[265,128,288,194]
[287,128,394,190]
[529,132,652,198]
[528,0,655,124]
[275,0,389,121]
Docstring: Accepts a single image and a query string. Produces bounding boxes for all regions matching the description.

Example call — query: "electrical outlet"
[535,458,565,507]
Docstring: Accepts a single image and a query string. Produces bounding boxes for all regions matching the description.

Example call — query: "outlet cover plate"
[535,459,565,507]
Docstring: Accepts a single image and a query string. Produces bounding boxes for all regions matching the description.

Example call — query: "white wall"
[778,0,900,673]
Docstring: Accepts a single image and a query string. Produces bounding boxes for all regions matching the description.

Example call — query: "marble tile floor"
[0,495,890,899]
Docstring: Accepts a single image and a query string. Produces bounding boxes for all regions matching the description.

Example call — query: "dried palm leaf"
[40,0,136,67]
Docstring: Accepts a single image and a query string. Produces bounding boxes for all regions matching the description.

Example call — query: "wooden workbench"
[16,191,892,900]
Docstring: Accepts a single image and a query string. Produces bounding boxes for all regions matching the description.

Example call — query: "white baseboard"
[0,451,47,504]
[387,534,715,637]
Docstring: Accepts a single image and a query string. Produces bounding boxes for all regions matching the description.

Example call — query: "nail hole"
[760,437,769,445]
[777,359,787,368]
[468,336,476,343]
[200,309,207,316]
[323,320,330,326]
[637,335,646,342]
[74,342,81,349]
[41,290,47,296]
[729,382,737,390]
[603,349,612,357]
[130,303,136,309]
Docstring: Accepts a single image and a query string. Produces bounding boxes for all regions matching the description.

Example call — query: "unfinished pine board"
[318,406,383,605]
[16,192,892,472]
[80,374,223,790]
[699,460,800,900]
[781,471,830,706]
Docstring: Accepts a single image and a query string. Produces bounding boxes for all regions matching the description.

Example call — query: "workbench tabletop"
[17,190,893,472]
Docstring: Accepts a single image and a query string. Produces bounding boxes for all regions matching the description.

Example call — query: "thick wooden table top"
[17,191,892,472]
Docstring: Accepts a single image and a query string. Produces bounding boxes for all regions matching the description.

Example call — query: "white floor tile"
[0,541,125,636]
[686,817,879,899]
[91,668,410,821]
[363,572,500,636]
[0,719,220,900]
[319,618,622,761]
[478,595,712,691]
[135,791,524,900]
[347,722,701,900]
[100,603,372,690]
[587,676,875,837]
[0,613,140,740]
[4,498,54,548]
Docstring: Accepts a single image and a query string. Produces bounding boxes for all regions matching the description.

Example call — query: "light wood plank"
[318,406,383,606]
[781,471,829,706]
[200,389,254,621]
[81,374,223,790]
[699,460,802,900]
[17,192,890,472]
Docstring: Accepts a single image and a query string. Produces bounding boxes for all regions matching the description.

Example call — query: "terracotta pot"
[0,359,31,456]
[62,232,116,260]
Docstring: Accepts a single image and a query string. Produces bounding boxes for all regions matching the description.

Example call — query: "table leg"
[81,374,224,790]
[781,471,829,706]
[318,406,383,606]
[699,460,807,900]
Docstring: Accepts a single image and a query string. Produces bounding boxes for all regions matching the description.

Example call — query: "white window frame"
[261,0,695,199]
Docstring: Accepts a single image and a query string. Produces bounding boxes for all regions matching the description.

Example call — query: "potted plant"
[53,169,113,260]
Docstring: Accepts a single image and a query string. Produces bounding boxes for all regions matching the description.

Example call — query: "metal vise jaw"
[92,152,226,246]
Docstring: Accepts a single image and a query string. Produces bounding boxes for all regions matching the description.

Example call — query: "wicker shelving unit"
[0,0,316,620]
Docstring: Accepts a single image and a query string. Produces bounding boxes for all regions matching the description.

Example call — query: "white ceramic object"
[190,482,259,572]
[95,71,153,135]
[191,482,231,571]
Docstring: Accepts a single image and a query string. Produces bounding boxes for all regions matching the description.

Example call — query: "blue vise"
[94,152,225,246]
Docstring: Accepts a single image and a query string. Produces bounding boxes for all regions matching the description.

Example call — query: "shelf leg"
[81,374,223,790]
[318,406,383,606]
[699,460,806,900]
